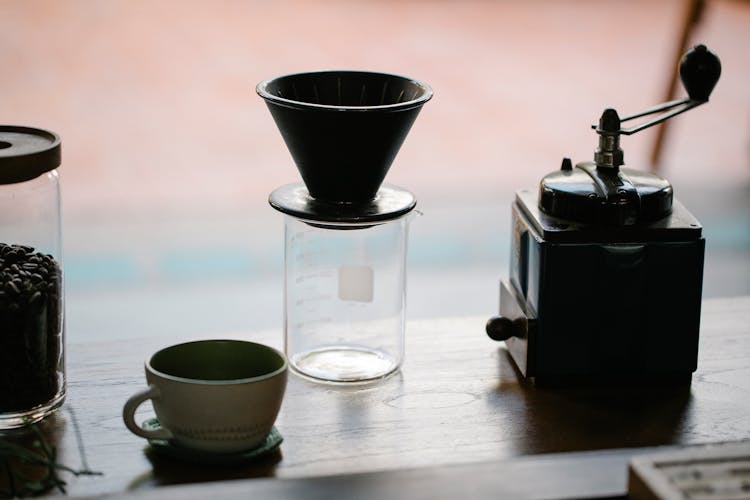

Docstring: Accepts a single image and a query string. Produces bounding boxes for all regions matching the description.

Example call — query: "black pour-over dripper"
[258,71,432,223]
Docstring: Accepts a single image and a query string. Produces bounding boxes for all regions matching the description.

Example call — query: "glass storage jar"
[0,125,65,429]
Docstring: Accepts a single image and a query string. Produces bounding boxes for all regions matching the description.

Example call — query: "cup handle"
[122,385,173,440]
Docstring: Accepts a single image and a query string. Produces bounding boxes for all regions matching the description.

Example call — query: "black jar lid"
[269,182,416,224]
[0,125,61,185]
[539,159,673,226]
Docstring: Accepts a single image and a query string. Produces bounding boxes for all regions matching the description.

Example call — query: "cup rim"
[146,339,288,385]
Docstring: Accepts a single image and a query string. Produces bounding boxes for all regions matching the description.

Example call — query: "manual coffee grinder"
[257,71,432,383]
[486,45,721,385]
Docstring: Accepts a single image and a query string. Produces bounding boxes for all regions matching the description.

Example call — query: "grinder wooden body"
[491,189,704,385]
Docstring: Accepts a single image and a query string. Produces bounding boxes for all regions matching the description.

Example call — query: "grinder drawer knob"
[486,315,516,341]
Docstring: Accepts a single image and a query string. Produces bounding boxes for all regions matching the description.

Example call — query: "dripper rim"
[256,70,433,112]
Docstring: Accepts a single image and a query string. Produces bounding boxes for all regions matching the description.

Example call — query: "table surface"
[5,295,750,498]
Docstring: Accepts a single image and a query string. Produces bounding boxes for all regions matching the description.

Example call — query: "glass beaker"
[283,212,413,383]
[0,126,65,429]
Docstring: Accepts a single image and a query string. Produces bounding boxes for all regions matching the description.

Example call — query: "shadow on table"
[125,446,282,491]
[490,348,693,456]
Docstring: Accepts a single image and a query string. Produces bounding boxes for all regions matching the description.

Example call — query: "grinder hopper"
[258,71,432,383]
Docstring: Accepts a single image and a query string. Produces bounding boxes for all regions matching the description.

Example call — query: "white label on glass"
[338,265,374,302]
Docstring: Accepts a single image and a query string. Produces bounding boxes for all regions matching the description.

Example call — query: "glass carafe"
[283,213,412,383]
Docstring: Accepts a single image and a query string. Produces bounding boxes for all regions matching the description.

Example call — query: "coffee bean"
[4,280,20,295]
[0,242,62,412]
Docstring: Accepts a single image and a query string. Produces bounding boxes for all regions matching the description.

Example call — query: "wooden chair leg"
[650,0,705,172]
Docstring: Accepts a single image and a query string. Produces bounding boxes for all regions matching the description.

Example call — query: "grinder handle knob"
[680,44,721,102]
[486,315,515,341]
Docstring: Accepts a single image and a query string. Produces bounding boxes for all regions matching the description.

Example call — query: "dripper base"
[269,182,416,224]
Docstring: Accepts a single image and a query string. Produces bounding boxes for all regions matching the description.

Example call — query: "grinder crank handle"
[613,45,721,135]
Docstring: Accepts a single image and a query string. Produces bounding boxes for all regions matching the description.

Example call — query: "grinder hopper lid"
[539,158,673,226]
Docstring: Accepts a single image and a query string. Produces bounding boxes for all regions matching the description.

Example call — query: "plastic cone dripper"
[257,71,432,203]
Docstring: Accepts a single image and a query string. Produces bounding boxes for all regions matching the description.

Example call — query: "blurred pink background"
[2,0,748,340]
[3,0,748,218]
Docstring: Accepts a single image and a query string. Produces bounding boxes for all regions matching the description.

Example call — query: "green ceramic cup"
[123,339,287,453]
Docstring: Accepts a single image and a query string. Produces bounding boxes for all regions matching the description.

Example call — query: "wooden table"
[5,296,750,498]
